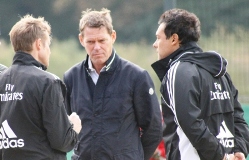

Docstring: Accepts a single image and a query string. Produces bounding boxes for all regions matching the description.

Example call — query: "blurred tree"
[0,0,52,40]
[0,0,249,44]
[177,0,249,36]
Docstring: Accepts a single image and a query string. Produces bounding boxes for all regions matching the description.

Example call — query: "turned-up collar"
[151,42,202,81]
[85,49,116,72]
[12,52,47,70]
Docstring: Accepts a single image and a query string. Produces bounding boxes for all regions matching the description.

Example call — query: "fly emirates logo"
[216,121,234,148]
[0,84,23,101]
[0,120,25,149]
[210,82,230,100]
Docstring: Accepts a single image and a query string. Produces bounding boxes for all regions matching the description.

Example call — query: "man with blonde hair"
[0,14,81,160]
[64,8,162,160]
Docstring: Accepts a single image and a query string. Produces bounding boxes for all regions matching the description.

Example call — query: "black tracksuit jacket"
[0,52,78,160]
[152,42,249,160]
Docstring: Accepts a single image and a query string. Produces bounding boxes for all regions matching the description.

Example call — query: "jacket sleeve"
[172,62,225,160]
[133,70,163,160]
[41,79,78,152]
[225,73,249,157]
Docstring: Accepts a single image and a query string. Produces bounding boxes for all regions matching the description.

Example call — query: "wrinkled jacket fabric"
[63,51,162,160]
[0,52,78,160]
[152,42,249,160]
[0,64,7,73]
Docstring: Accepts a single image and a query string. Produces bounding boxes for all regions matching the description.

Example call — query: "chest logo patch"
[149,88,154,95]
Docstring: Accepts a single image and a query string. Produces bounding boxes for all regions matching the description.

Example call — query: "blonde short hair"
[79,8,113,36]
[9,14,51,52]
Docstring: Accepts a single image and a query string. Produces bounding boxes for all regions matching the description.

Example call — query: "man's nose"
[153,41,157,48]
[94,42,101,50]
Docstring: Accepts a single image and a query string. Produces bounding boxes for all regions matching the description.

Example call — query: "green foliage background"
[1,25,249,103]
[1,0,249,43]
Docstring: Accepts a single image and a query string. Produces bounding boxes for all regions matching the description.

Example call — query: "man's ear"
[78,34,84,47]
[35,38,42,50]
[111,30,116,44]
[171,33,179,44]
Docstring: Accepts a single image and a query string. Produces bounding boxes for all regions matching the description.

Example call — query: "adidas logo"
[0,120,24,149]
[216,121,234,148]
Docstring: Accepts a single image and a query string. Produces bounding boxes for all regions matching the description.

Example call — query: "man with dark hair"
[152,8,249,160]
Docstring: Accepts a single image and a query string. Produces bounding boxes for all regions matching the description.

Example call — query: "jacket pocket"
[207,100,234,117]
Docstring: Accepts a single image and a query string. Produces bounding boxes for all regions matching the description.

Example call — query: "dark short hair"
[158,8,201,44]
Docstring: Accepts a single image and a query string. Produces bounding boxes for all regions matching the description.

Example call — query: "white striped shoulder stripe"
[166,61,181,128]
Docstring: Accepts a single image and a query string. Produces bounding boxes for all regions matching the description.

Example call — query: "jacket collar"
[12,52,47,70]
[84,49,117,72]
[151,42,202,81]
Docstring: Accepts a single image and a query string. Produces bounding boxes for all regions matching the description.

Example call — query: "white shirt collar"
[88,58,106,84]
[88,58,106,72]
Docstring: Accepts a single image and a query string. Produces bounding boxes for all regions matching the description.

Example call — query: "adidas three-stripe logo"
[216,121,234,148]
[0,120,24,149]
[0,120,17,139]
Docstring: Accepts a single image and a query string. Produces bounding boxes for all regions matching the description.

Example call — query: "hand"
[69,112,82,134]
[223,154,235,160]
[234,152,246,160]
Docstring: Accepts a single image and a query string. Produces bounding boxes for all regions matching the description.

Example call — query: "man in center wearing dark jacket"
[151,8,249,160]
[63,8,162,160]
